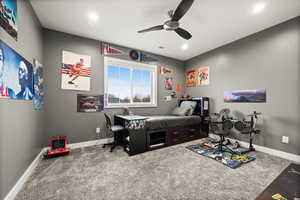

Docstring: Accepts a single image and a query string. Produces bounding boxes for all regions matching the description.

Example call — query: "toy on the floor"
[44,136,70,158]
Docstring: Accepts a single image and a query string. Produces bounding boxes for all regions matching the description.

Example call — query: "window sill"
[105,104,158,109]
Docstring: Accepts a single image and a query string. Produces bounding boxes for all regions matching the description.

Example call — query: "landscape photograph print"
[224,89,267,103]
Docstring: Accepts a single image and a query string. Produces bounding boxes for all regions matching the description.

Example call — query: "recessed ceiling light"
[252,2,265,14]
[88,12,99,21]
[181,43,188,50]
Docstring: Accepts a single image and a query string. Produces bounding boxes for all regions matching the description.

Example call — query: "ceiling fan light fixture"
[137,0,194,40]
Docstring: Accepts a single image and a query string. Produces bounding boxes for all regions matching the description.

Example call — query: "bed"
[145,115,202,130]
[144,98,210,150]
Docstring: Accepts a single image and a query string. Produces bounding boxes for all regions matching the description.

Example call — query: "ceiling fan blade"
[175,28,192,40]
[137,25,164,33]
[172,0,194,22]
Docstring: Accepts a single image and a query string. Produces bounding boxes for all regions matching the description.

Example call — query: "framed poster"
[77,94,104,112]
[224,89,266,103]
[61,51,91,91]
[165,77,173,90]
[0,0,18,40]
[198,66,209,86]
[186,70,196,87]
[0,39,33,100]
[33,59,44,109]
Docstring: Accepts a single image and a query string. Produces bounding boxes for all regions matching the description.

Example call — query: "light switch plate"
[282,136,289,144]
[96,127,101,133]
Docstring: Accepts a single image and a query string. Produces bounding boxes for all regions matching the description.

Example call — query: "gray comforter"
[145,115,201,130]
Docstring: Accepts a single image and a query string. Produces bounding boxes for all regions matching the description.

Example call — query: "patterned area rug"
[186,142,256,168]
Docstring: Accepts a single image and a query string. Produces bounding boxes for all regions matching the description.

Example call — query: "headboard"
[178,97,209,117]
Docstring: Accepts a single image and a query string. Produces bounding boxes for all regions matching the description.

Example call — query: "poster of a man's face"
[0,39,33,100]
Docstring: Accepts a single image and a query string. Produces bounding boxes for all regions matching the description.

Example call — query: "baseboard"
[4,148,44,200]
[3,138,114,200]
[67,138,113,149]
[208,133,300,163]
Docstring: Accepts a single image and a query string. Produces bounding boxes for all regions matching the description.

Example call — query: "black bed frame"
[146,97,210,151]
[115,98,210,156]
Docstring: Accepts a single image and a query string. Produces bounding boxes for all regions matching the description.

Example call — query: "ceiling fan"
[137,0,194,40]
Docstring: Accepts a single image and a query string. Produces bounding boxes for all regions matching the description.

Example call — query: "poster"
[0,39,33,100]
[159,66,174,74]
[61,51,91,91]
[165,77,173,90]
[185,70,196,87]
[224,89,266,103]
[77,94,104,112]
[198,66,209,86]
[33,59,44,109]
[0,0,18,40]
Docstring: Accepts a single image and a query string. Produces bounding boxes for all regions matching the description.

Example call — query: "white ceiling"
[30,0,300,61]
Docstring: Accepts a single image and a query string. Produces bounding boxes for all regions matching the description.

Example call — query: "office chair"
[102,113,125,152]
[209,113,237,154]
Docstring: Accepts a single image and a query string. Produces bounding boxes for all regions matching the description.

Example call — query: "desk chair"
[102,113,125,152]
[210,119,236,154]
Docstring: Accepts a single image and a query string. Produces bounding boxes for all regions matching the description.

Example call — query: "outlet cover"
[96,127,101,133]
[282,136,289,144]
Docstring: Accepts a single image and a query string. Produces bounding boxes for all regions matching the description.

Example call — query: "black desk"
[256,163,300,200]
[114,115,148,156]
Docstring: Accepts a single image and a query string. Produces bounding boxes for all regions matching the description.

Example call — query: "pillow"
[171,107,188,116]
[180,101,197,116]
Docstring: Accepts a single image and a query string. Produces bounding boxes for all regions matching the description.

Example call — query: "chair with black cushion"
[102,113,125,152]
[210,118,236,154]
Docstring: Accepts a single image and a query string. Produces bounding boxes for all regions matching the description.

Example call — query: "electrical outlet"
[282,136,289,144]
[96,127,101,134]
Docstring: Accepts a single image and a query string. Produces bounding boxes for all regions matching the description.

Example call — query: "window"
[104,57,157,108]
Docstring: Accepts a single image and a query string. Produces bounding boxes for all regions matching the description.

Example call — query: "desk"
[256,163,300,200]
[114,115,148,156]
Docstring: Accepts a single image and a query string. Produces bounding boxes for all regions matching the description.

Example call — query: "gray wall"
[184,17,300,155]
[43,29,185,146]
[0,1,44,199]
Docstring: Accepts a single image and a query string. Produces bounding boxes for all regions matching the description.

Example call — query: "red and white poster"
[197,66,209,86]
[101,43,124,56]
[61,51,91,91]
[159,66,174,74]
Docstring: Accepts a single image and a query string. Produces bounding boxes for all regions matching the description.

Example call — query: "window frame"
[104,57,157,108]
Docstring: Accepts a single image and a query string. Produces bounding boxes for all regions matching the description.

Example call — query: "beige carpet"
[16,138,291,200]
